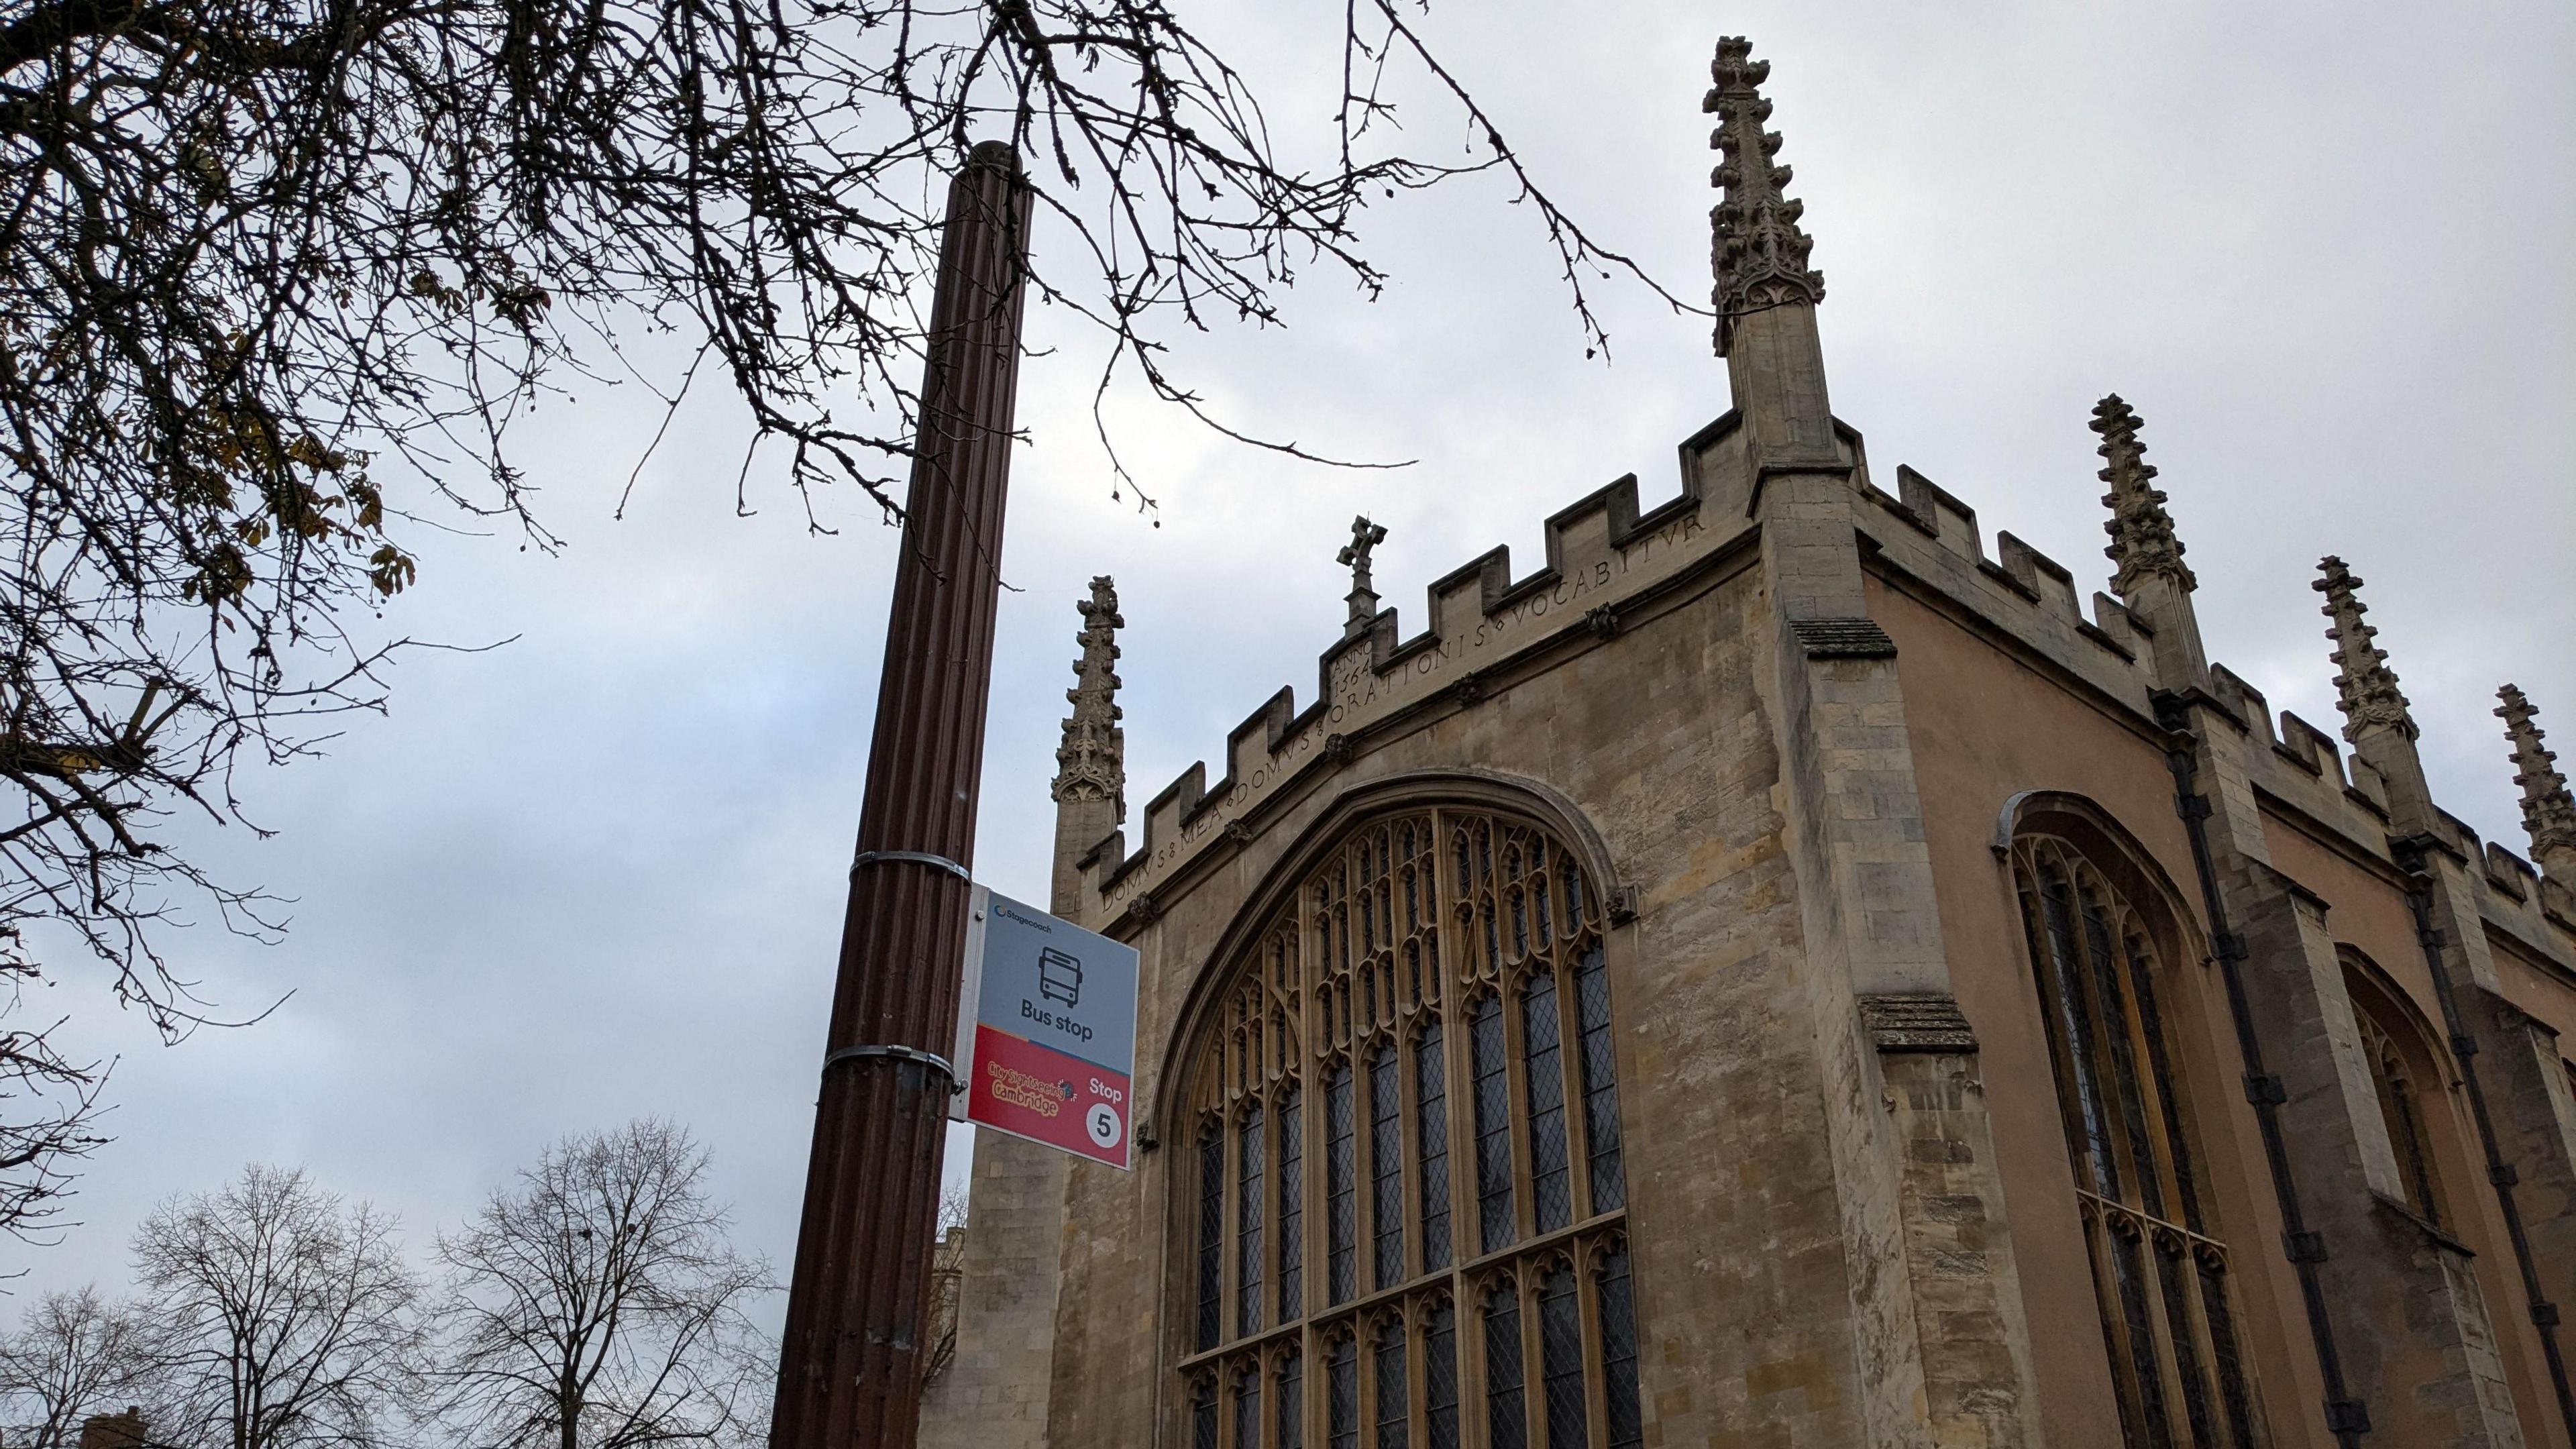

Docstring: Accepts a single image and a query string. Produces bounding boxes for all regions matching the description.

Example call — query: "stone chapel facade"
[920,36,2576,1449]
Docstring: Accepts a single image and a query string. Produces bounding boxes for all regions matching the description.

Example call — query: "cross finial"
[1054,576,1124,812]
[2314,556,2415,743]
[2091,394,2194,596]
[2498,684,2576,875]
[1338,515,1388,639]
[1705,36,1824,357]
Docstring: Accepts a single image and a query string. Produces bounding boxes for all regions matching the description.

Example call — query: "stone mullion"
[1431,813,1479,1316]
[1517,1264,1544,1449]
[1356,1032,1381,1301]
[1547,921,1595,1226]
[1407,1296,1430,1448]
[1297,886,1324,1328]
[2082,1201,2153,1445]
[1222,1098,1243,1353]
[1501,964,1538,1249]
[1576,1240,1609,1449]
[2135,1230,2198,1449]
[2017,856,2102,1197]
[2166,1236,2236,1449]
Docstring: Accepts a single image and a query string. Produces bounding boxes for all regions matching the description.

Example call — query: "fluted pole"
[771,140,1030,1449]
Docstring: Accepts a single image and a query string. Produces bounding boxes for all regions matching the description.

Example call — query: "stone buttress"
[919,578,1124,1449]
[1710,37,2043,1448]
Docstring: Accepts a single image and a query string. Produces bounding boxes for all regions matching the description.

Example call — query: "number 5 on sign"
[950,886,1140,1170]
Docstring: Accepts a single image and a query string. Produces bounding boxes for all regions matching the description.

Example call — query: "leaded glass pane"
[2126,943,2205,1234]
[2017,837,2267,1449]
[1240,1106,1266,1338]
[1371,1044,1405,1289]
[1279,1349,1305,1449]
[2082,900,2163,1219]
[1328,1064,1356,1305]
[2200,1256,2257,1449]
[1236,1365,1262,1449]
[2035,874,2119,1197]
[1416,1024,1452,1271]
[2155,1238,2216,1449]
[1199,1122,1224,1353]
[1470,997,1514,1252]
[1183,810,1640,1449]
[1523,975,1570,1234]
[1328,1337,1359,1449]
[1483,1287,1525,1449]
[1537,1266,1585,1449]
[1373,1320,1408,1449]
[1572,951,1623,1215]
[1595,1246,1641,1449]
[1424,1301,1459,1449]
[2107,1227,2174,1449]
[1279,1085,1304,1324]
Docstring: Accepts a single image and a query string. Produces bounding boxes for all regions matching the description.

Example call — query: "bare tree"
[429,1121,771,1449]
[133,1165,425,1449]
[0,1287,161,1449]
[0,0,1687,1228]
[918,1187,967,1387]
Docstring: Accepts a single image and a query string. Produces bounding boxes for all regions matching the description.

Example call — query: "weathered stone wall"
[1042,542,1913,1446]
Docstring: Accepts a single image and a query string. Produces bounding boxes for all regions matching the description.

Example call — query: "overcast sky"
[8,0,2571,1323]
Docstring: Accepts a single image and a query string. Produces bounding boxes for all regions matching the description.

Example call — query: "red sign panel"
[963,1023,1130,1166]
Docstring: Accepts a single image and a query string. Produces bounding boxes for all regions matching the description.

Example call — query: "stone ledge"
[1859,991,1978,1053]
[1792,617,1898,659]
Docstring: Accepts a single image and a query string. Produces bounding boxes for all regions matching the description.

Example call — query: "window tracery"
[1181,807,1640,1447]
[2347,975,2447,1228]
[2012,832,2264,1449]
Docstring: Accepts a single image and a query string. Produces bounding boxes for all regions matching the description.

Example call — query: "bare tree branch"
[429,1120,771,1449]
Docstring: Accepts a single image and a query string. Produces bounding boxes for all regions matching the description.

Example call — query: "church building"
[920,35,2576,1449]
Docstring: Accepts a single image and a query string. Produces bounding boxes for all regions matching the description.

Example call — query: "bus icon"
[1038,947,1083,1007]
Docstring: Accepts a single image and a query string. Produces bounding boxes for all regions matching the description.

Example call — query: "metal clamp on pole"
[849,849,972,883]
[822,1043,964,1094]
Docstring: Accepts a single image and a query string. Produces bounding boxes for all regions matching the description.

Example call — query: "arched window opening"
[1372,1313,1409,1449]
[1481,1281,1524,1449]
[2012,832,2263,1449]
[1277,1346,1305,1449]
[1329,1332,1360,1449]
[1424,1296,1460,1449]
[1234,1363,1262,1449]
[2344,963,2451,1231]
[1178,806,1642,1448]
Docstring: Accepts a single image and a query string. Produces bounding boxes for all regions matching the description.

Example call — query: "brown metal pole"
[771,141,1030,1449]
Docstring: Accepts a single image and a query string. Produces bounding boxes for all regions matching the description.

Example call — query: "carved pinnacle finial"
[1704,36,1824,358]
[2497,684,2576,869]
[2313,556,2415,743]
[2090,394,2195,596]
[1054,575,1124,812]
[1338,515,1388,640]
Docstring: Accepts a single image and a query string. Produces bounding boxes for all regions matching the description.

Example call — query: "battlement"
[1077,413,1764,921]
[1851,463,2163,710]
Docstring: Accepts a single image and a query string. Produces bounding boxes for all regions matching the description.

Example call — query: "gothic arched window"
[1181,808,1641,1448]
[2344,963,2449,1229]
[2012,832,2263,1449]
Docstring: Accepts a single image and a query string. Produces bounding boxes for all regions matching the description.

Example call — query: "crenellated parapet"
[1077,435,1749,922]
[1053,576,1125,812]
[2498,684,2576,879]
[1704,36,1823,358]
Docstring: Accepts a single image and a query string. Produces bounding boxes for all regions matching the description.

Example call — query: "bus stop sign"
[952,886,1139,1169]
